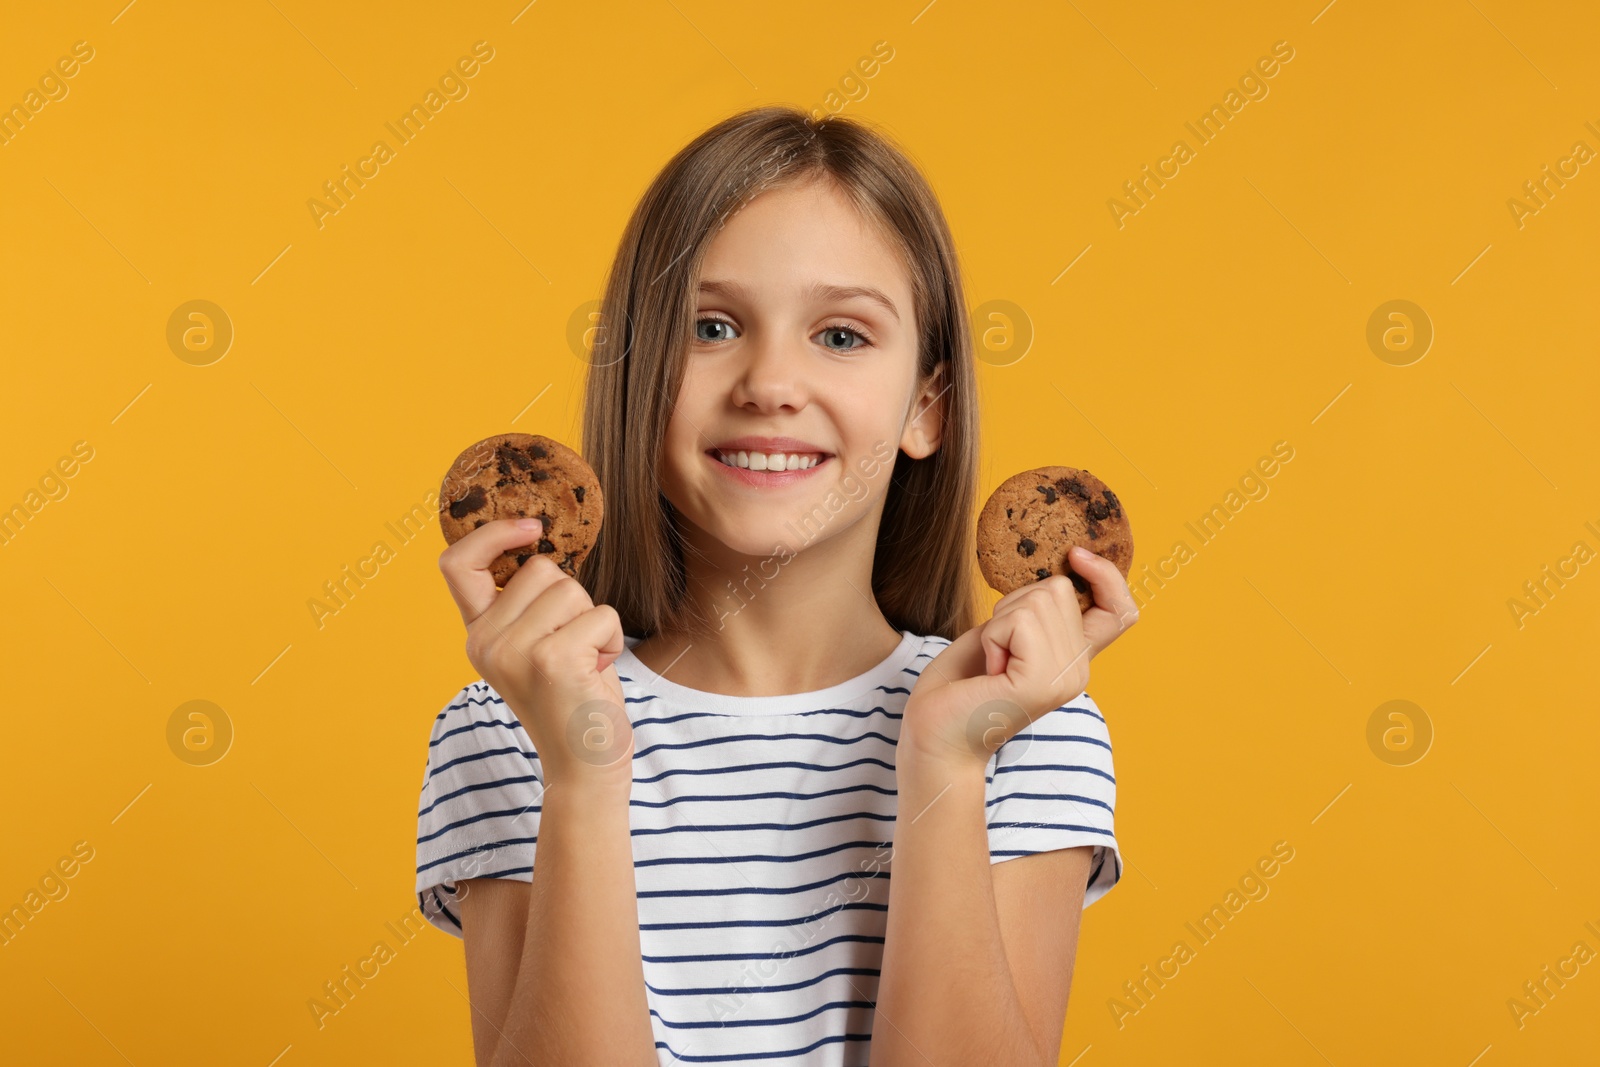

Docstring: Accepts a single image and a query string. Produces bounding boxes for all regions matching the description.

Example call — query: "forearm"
[870,757,1048,1067]
[491,777,656,1067]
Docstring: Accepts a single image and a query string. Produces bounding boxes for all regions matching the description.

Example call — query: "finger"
[472,563,593,683]
[439,518,544,625]
[1068,545,1141,653]
[546,602,626,676]
[476,552,580,637]
[990,577,1082,658]
[978,608,1058,722]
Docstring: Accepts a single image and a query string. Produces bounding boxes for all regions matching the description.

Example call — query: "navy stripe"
[632,730,898,760]
[649,999,875,1030]
[633,705,903,728]
[431,717,523,747]
[654,1031,871,1063]
[985,791,1111,812]
[421,888,462,931]
[423,836,897,876]
[634,756,897,786]
[637,868,889,900]
[418,837,537,875]
[648,965,881,997]
[417,803,541,844]
[631,809,894,839]
[631,782,897,810]
[441,690,500,713]
[447,864,533,882]
[993,762,1115,784]
[1050,705,1107,723]
[635,838,891,869]
[990,821,1116,840]
[426,744,535,781]
[642,931,884,964]
[1019,733,1112,751]
[417,773,542,819]
[642,901,886,933]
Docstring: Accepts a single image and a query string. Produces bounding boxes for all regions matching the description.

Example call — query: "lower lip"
[706,451,830,487]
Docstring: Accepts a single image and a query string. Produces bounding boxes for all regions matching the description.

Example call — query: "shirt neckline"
[616,630,924,717]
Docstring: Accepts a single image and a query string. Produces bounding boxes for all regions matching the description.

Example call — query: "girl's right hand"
[438,517,634,792]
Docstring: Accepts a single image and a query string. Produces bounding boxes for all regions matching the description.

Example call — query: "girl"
[416,105,1139,1067]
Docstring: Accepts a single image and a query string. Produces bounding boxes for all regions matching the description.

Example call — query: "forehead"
[698,177,912,308]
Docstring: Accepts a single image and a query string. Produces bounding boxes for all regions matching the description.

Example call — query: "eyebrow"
[698,278,901,325]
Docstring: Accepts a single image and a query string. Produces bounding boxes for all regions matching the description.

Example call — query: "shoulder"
[909,632,952,665]
[416,681,543,936]
[421,676,536,774]
[986,690,1122,905]
[423,679,528,761]
[999,691,1113,775]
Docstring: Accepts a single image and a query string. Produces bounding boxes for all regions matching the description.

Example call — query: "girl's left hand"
[900,546,1140,774]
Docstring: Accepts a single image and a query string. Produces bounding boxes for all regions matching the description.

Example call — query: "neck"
[631,515,903,698]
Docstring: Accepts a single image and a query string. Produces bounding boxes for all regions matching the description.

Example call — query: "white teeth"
[715,450,822,471]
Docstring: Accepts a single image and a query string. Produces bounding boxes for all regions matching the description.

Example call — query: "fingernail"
[1070,545,1092,559]
[516,518,541,530]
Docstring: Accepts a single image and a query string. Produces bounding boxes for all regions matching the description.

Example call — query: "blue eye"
[695,317,738,343]
[816,324,871,351]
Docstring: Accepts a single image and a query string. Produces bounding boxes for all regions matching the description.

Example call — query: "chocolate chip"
[1018,538,1036,557]
[574,485,586,503]
[514,553,531,565]
[536,538,555,554]
[449,486,487,518]
[1103,489,1121,516]
[1036,484,1057,505]
[497,444,533,472]
[473,519,486,528]
[1005,506,1013,519]
[537,512,554,533]
[1069,572,1090,595]
[1056,476,1091,502]
[529,443,548,459]
[1035,568,1050,581]
[1087,523,1100,540]
[529,469,551,482]
[1087,500,1110,521]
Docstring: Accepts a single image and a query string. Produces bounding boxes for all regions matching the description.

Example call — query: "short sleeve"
[986,690,1121,908]
[415,681,544,937]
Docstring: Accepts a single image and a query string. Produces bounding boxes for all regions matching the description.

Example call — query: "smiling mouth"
[709,448,829,471]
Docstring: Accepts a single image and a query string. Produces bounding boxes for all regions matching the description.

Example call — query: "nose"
[728,327,808,414]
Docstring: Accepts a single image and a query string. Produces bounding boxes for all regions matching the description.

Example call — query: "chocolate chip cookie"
[438,433,604,588]
[976,467,1133,611]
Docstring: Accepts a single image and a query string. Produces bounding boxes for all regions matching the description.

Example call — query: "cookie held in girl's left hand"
[976,466,1133,611]
[437,433,605,588]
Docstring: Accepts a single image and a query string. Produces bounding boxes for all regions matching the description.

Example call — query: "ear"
[899,361,948,460]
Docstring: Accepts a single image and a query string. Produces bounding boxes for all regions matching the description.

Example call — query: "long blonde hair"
[579,105,982,642]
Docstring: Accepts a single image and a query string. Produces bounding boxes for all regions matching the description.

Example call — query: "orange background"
[2,1,1597,1063]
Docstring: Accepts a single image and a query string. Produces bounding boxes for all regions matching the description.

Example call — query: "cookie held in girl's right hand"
[437,432,605,588]
[976,466,1133,611]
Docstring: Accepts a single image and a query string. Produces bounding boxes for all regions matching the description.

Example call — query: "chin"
[709,520,809,561]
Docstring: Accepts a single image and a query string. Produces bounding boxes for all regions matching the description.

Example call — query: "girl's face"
[659,176,943,562]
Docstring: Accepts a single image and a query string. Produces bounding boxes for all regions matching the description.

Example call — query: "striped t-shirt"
[415,629,1121,1065]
